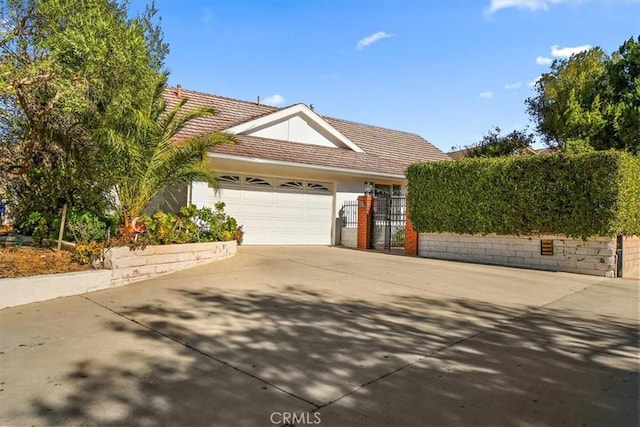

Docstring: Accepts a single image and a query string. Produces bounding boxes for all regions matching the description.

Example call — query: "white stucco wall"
[249,114,342,148]
[336,178,364,213]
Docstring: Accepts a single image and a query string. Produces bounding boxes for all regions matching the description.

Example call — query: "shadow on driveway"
[24,284,638,426]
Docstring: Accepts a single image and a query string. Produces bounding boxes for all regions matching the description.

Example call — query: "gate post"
[357,195,373,250]
[405,196,419,256]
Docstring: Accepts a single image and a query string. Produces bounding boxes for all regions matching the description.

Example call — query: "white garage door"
[195,175,334,245]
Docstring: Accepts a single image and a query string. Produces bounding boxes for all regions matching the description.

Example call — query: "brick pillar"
[405,196,419,256]
[357,195,373,250]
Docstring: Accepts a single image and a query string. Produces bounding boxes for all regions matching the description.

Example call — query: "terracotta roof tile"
[164,86,449,176]
[213,135,409,176]
[323,116,451,164]
[164,87,278,139]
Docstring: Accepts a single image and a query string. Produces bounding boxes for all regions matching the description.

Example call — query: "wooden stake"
[57,203,67,251]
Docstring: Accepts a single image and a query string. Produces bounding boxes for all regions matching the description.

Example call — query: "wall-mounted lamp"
[364,181,373,195]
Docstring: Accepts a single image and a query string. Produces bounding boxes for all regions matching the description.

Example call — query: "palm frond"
[110,82,234,220]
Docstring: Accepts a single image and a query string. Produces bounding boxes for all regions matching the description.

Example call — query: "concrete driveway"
[1,246,638,426]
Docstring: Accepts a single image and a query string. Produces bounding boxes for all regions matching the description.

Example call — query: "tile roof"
[164,87,278,140]
[323,117,451,164]
[215,135,411,176]
[164,86,450,176]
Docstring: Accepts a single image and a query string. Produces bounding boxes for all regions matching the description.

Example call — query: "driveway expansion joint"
[80,295,321,410]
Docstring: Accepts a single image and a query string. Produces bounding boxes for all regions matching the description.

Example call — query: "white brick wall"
[419,233,616,277]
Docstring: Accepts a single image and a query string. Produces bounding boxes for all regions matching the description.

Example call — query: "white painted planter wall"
[0,241,237,309]
[105,241,236,286]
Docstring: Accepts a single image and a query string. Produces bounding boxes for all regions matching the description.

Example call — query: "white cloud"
[504,82,522,89]
[536,56,553,65]
[479,91,494,99]
[487,0,640,14]
[486,0,550,14]
[262,94,285,106]
[356,31,393,50]
[551,44,592,57]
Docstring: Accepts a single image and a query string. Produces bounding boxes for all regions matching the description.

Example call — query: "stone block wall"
[418,233,616,277]
[105,241,237,286]
[621,235,640,279]
[340,228,358,248]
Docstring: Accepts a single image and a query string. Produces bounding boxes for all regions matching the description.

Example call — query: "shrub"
[65,211,108,243]
[18,212,56,246]
[73,241,105,266]
[406,151,640,239]
[123,203,242,247]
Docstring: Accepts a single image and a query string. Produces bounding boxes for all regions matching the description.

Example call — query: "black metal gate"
[616,233,623,277]
[371,195,406,252]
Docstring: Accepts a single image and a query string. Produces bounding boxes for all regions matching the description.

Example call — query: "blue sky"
[130,0,639,152]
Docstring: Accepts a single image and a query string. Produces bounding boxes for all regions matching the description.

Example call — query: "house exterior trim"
[207,152,406,180]
[224,104,364,153]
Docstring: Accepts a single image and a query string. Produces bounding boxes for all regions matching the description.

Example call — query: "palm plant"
[103,76,233,228]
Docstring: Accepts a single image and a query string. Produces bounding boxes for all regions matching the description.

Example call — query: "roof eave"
[207,152,407,180]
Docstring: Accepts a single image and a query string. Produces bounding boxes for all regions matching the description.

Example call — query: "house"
[165,86,450,245]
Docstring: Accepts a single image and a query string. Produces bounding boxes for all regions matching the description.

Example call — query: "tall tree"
[525,36,639,154]
[0,0,168,221]
[607,36,640,153]
[458,127,536,158]
[525,47,609,150]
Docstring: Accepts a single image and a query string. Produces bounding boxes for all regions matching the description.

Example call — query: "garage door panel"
[243,204,274,215]
[200,179,333,245]
[274,206,304,218]
[242,192,275,204]
[304,207,331,219]
[214,188,243,202]
[275,192,305,203]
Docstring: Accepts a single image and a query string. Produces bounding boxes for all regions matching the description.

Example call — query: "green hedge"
[406,151,640,239]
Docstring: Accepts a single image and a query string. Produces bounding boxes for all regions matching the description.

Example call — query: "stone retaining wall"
[419,233,616,277]
[105,241,237,286]
[1,241,237,309]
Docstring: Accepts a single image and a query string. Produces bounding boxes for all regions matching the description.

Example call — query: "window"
[245,177,273,187]
[217,175,241,184]
[211,174,331,193]
[279,181,304,190]
[373,183,403,196]
[307,182,331,193]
